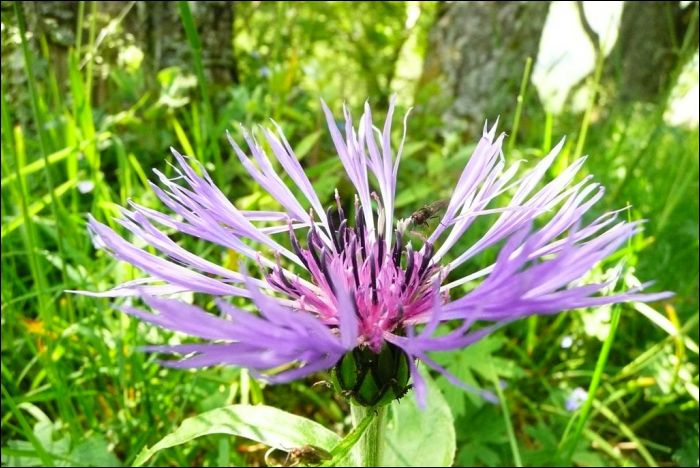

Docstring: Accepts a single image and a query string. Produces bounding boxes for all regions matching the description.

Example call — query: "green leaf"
[398,141,429,160]
[294,130,323,160]
[133,405,341,467]
[384,371,456,467]
[673,424,699,467]
[454,402,507,467]
[435,335,524,415]
[393,184,436,209]
[69,436,121,467]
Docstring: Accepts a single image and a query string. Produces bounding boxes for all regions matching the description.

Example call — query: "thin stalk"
[38,34,63,116]
[13,0,79,436]
[561,306,622,463]
[10,126,47,339]
[508,56,533,153]
[76,1,85,57]
[526,315,538,355]
[491,361,522,467]
[593,400,658,467]
[351,404,386,467]
[12,2,54,313]
[80,2,103,199]
[1,80,15,159]
[84,1,97,104]
[573,37,605,159]
[73,0,85,214]
[13,0,73,307]
[543,111,553,153]
[178,1,223,184]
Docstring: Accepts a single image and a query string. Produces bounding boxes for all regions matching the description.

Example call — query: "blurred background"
[1,1,698,466]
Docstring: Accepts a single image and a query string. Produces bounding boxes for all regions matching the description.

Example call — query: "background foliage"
[1,1,698,466]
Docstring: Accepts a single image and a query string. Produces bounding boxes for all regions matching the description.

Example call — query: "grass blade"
[561,306,622,463]
[178,0,223,183]
[508,56,533,153]
[490,359,523,467]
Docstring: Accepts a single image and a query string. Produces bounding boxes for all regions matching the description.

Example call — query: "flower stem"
[351,404,386,467]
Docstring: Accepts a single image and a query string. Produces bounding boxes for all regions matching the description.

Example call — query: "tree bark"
[420,1,550,134]
[21,1,79,87]
[123,1,237,86]
[16,1,238,89]
[604,1,698,104]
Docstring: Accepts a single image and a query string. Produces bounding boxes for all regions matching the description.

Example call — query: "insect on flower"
[267,445,333,467]
[78,98,671,408]
[410,199,450,227]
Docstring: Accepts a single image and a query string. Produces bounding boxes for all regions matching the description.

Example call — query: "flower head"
[82,98,671,406]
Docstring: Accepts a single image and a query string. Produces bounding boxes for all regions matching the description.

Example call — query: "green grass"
[2,2,699,467]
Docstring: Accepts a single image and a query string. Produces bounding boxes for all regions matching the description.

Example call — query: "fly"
[410,199,449,227]
[266,445,333,467]
[288,445,332,466]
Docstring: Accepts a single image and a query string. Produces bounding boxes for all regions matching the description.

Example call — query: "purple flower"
[566,387,589,411]
[81,98,670,406]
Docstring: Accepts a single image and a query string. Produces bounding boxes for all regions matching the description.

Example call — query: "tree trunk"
[17,1,237,91]
[604,1,698,104]
[420,1,550,135]
[21,1,79,88]
[122,1,237,86]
